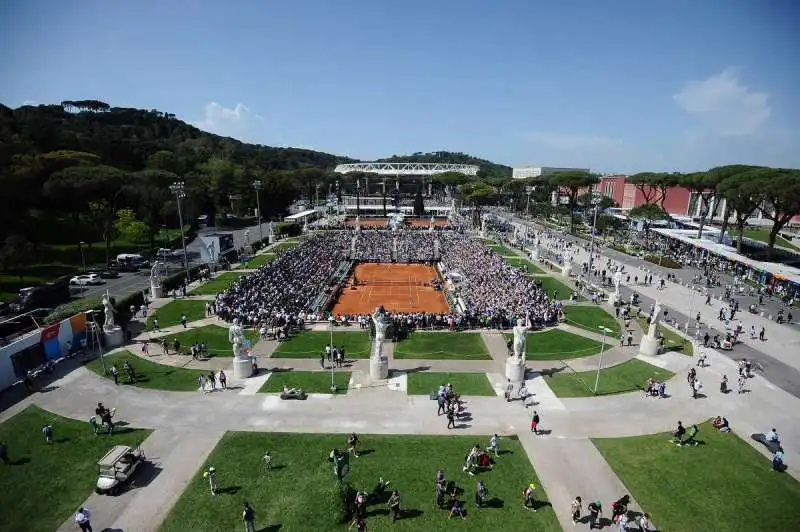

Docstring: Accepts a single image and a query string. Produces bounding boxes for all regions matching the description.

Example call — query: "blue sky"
[1,0,798,173]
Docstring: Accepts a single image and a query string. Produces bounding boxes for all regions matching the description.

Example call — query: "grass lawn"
[0,406,151,532]
[406,372,495,396]
[535,276,582,301]
[593,422,800,531]
[394,332,491,360]
[272,241,300,252]
[733,227,800,252]
[562,306,621,337]
[146,299,208,329]
[544,358,674,397]
[504,256,545,274]
[237,252,276,269]
[505,329,606,360]
[85,350,209,391]
[636,317,694,356]
[190,272,245,295]
[158,432,559,532]
[259,370,352,394]
[271,331,371,358]
[487,243,516,256]
[155,324,260,357]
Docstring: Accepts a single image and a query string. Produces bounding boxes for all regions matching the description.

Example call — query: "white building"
[512,166,590,180]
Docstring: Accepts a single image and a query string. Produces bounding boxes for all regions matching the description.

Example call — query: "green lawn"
[259,370,352,394]
[636,317,694,356]
[85,350,209,391]
[544,358,674,397]
[0,406,151,532]
[189,272,245,295]
[487,243,516,256]
[158,432,559,532]
[506,329,606,360]
[504,256,545,274]
[562,306,621,337]
[394,332,491,360]
[271,331,372,358]
[237,252,276,269]
[155,324,260,357]
[593,422,800,531]
[147,299,208,329]
[733,227,800,252]
[535,276,579,301]
[272,241,300,252]
[406,372,495,396]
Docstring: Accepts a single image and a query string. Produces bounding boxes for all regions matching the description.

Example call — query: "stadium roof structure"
[334,162,479,176]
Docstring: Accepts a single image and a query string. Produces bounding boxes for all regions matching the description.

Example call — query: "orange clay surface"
[344,217,450,228]
[331,263,450,315]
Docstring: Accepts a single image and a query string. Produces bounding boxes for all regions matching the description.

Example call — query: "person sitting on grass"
[368,477,390,502]
[522,482,537,511]
[448,500,467,520]
[713,416,730,433]
[474,480,488,508]
[682,424,699,446]
[772,451,787,472]
[672,421,686,444]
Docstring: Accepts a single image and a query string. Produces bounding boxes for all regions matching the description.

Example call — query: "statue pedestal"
[639,336,660,356]
[369,357,389,380]
[150,282,164,299]
[531,249,539,261]
[103,327,124,349]
[505,358,524,382]
[268,235,275,245]
[562,263,573,277]
[608,292,620,307]
[232,357,251,379]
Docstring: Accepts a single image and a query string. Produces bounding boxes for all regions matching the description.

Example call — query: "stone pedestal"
[103,327,124,349]
[370,357,389,380]
[232,357,252,380]
[150,282,164,299]
[505,358,524,382]
[639,335,660,356]
[608,292,620,307]
[268,234,275,245]
[561,262,573,277]
[531,248,539,261]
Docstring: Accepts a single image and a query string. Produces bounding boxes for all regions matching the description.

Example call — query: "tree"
[716,169,768,252]
[459,181,495,227]
[759,169,800,257]
[628,203,669,246]
[651,173,682,207]
[0,234,34,282]
[704,165,762,243]
[627,172,662,205]
[547,171,600,233]
[114,209,150,244]
[679,171,725,240]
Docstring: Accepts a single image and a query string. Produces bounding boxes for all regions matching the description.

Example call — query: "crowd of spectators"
[353,230,394,262]
[439,232,559,327]
[395,231,437,262]
[215,233,350,326]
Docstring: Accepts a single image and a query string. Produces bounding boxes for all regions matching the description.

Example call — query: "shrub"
[43,296,103,324]
[644,255,682,269]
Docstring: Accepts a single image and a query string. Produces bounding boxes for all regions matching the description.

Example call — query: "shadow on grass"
[358,449,376,457]
[484,497,505,508]
[218,485,241,495]
[8,457,31,465]
[399,509,424,520]
[256,525,282,532]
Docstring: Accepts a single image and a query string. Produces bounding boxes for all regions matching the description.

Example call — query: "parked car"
[89,269,120,279]
[70,274,103,286]
[95,444,146,495]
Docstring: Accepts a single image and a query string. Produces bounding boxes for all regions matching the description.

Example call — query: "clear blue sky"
[1,0,798,173]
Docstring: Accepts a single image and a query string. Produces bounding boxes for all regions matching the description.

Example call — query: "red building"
[594,175,692,215]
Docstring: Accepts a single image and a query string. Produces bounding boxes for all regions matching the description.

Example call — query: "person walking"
[42,423,53,444]
[110,364,119,385]
[522,482,537,511]
[204,466,218,495]
[446,405,456,429]
[348,432,360,458]
[74,507,92,532]
[242,501,256,532]
[208,372,217,391]
[387,489,401,522]
[571,496,582,524]
[530,411,540,435]
[198,374,207,394]
[218,370,227,390]
[504,378,513,402]
[588,500,603,529]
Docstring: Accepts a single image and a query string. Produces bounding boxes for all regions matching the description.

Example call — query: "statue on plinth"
[512,314,532,365]
[372,306,387,354]
[639,300,663,357]
[648,301,662,338]
[229,319,246,359]
[102,291,116,331]
[613,271,622,296]
[370,306,390,379]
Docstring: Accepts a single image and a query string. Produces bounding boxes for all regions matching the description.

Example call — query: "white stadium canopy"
[334,162,479,176]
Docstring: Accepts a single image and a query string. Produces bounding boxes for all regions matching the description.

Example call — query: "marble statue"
[149,261,165,285]
[480,216,487,233]
[613,270,622,295]
[648,301,662,338]
[268,222,275,237]
[102,291,116,330]
[372,306,387,348]
[229,319,246,359]
[512,314,532,365]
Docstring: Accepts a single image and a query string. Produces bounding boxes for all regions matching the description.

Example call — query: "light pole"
[329,320,336,392]
[594,326,613,395]
[79,241,87,297]
[525,186,533,218]
[169,181,191,285]
[252,180,264,244]
[685,285,697,346]
[587,198,600,284]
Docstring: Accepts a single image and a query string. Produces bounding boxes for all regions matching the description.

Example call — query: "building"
[512,166,590,180]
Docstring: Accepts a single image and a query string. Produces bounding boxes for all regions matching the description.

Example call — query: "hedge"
[644,254,682,269]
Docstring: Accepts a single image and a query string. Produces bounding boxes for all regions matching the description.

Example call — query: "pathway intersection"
[3,236,799,531]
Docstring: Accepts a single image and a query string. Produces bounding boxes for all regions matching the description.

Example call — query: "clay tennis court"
[331,263,450,314]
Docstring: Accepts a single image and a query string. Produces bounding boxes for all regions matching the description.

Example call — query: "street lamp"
[525,186,534,217]
[594,326,613,395]
[587,197,600,284]
[169,181,191,286]
[252,180,264,244]
[329,320,337,392]
[79,241,87,298]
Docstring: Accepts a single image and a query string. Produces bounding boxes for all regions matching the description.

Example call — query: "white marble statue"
[613,271,622,295]
[647,301,662,338]
[512,314,532,365]
[102,291,116,330]
[229,319,246,359]
[372,307,387,345]
[268,222,275,237]
[149,262,165,285]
